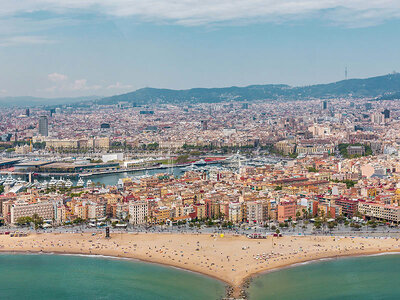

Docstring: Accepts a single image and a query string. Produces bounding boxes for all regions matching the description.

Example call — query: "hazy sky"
[1,0,400,98]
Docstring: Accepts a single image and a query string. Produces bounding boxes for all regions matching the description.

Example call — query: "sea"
[0,254,225,300]
[10,164,214,187]
[1,253,400,299]
[247,253,400,300]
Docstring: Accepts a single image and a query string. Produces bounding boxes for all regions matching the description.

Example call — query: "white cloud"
[71,79,102,91]
[48,72,68,82]
[1,0,400,27]
[71,79,88,90]
[0,89,7,94]
[107,82,133,90]
[0,35,54,47]
[42,74,102,93]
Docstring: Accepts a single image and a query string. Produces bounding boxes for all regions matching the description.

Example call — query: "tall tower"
[39,115,49,136]
[200,120,208,131]
[345,67,348,80]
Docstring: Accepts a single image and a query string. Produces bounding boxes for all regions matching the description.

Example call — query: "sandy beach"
[0,232,399,298]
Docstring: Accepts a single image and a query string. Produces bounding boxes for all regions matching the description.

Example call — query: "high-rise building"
[39,115,49,136]
[201,120,208,130]
[321,100,328,110]
[383,109,390,119]
[25,108,30,117]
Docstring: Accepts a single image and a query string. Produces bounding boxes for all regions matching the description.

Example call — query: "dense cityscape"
[1,98,400,230]
[4,0,400,299]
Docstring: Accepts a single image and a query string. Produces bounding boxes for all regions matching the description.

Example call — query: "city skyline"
[2,1,400,98]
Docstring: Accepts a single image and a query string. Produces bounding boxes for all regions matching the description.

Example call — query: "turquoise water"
[0,254,225,300]
[248,254,400,300]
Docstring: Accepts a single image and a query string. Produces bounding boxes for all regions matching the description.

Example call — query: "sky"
[1,0,400,98]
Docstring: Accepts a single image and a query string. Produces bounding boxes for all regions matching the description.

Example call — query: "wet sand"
[0,233,399,298]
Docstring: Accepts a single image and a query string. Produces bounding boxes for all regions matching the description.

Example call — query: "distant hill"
[0,95,100,107]
[4,73,400,107]
[98,73,400,105]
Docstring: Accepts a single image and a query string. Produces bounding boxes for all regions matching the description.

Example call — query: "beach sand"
[0,233,399,298]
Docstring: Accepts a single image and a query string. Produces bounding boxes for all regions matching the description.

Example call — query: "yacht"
[49,177,57,187]
[15,177,26,185]
[182,163,199,171]
[41,180,49,189]
[56,178,66,188]
[86,179,93,187]
[77,177,84,187]
[194,159,206,166]
[3,175,16,186]
[65,179,73,188]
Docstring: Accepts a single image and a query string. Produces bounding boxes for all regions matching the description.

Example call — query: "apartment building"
[129,201,148,225]
[358,202,400,223]
[10,200,54,224]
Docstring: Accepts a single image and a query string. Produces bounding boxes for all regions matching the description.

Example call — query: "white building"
[11,200,54,224]
[129,201,148,225]
[87,202,106,219]
[102,153,124,163]
[229,202,242,223]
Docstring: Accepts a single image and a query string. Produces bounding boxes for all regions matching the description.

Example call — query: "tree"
[314,221,322,229]
[0,185,3,194]
[328,222,336,231]
[32,213,43,230]
[16,216,32,226]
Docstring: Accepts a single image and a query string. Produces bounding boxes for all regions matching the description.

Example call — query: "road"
[2,222,400,239]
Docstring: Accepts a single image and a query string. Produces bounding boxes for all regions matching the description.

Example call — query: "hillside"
[98,73,400,105]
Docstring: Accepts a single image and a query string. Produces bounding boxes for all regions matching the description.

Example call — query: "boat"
[77,177,84,187]
[56,178,66,188]
[15,177,26,185]
[182,163,199,171]
[86,179,93,187]
[41,180,48,189]
[49,177,57,187]
[65,179,73,188]
[3,175,16,187]
[194,159,207,166]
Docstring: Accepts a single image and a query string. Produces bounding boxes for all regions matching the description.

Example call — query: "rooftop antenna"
[345,67,348,80]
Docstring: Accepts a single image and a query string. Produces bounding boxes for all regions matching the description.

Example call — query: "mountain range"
[3,73,400,107]
[97,73,400,105]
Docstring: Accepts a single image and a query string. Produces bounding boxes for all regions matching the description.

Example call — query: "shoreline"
[0,233,399,299]
[5,248,400,300]
[244,248,400,280]
[0,249,230,285]
[0,249,233,299]
[236,249,400,299]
